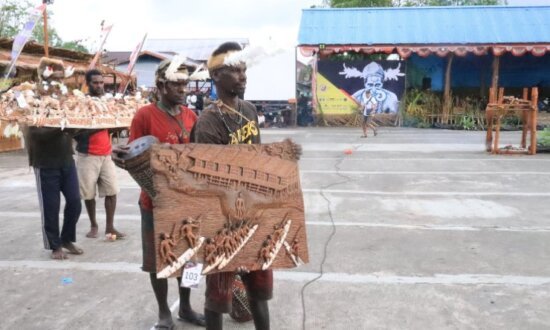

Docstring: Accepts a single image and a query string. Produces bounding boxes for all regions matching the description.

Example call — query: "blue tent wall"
[407,53,550,92]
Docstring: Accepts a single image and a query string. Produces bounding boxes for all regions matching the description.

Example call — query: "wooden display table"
[485,87,538,155]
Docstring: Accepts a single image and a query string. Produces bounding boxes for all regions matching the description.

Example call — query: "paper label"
[181,262,203,289]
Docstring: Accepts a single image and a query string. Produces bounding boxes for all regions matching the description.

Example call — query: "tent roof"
[299,6,550,46]
[298,6,550,58]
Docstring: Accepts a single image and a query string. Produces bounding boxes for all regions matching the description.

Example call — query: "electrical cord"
[300,141,361,330]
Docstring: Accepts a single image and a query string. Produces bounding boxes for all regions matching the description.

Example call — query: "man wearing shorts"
[113,58,205,329]
[75,69,124,239]
[192,41,272,330]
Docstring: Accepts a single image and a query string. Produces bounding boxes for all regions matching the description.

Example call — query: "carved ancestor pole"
[443,53,454,124]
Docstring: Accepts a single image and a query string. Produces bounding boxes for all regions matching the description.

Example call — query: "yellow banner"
[315,73,358,115]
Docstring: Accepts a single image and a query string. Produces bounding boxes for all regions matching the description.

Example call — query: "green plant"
[537,128,550,147]
[403,89,442,127]
[459,115,476,130]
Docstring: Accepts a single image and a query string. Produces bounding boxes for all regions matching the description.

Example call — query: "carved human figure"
[235,192,245,220]
[259,241,272,264]
[221,229,235,258]
[179,218,200,248]
[159,232,178,266]
[272,224,284,243]
[203,238,217,265]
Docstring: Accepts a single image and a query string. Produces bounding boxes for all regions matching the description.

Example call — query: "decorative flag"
[3,4,47,78]
[88,24,113,70]
[127,34,147,74]
[119,33,147,93]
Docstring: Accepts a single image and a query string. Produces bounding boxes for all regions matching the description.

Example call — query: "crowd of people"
[27,42,274,330]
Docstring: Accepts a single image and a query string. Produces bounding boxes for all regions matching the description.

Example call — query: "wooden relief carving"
[151,140,308,278]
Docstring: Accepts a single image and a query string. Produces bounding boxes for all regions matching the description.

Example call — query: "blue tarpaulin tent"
[298,6,550,92]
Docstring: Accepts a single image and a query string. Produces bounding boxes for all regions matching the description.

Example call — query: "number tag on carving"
[181,262,203,289]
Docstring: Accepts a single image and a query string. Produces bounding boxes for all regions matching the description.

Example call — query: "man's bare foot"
[62,242,84,255]
[86,226,98,238]
[51,248,68,260]
[105,229,126,239]
[155,315,175,330]
[178,309,206,326]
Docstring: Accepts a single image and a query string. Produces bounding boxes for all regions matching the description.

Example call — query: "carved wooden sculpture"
[150,139,308,278]
[485,87,538,155]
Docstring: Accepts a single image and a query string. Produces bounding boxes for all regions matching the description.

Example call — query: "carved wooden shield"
[151,140,308,278]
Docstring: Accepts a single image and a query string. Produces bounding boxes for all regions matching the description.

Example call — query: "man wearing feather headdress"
[114,56,207,329]
[191,42,271,330]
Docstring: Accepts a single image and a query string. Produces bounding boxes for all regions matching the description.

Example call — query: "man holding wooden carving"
[191,42,272,330]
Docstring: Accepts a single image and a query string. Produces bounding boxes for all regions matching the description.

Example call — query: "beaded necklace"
[215,99,251,134]
[157,101,188,143]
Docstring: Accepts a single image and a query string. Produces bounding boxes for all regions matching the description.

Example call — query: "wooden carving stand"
[485,87,538,155]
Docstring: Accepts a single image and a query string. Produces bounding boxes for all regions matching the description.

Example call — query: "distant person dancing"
[358,89,378,138]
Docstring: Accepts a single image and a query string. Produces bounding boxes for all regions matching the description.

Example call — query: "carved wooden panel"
[150,140,308,278]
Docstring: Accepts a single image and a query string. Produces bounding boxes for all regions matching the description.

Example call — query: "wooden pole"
[530,87,538,155]
[521,88,529,148]
[488,53,501,151]
[42,2,49,57]
[491,55,500,93]
[485,87,495,152]
[443,53,454,124]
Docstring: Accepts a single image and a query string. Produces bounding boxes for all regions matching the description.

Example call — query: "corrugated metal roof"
[143,38,249,61]
[298,6,550,46]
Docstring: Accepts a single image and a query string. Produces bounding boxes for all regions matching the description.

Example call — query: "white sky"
[25,0,550,52]
[43,0,323,51]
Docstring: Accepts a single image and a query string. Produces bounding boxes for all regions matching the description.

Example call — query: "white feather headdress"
[164,55,189,81]
[208,44,285,70]
[188,64,210,81]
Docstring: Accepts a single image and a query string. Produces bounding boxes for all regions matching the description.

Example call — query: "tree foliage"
[330,0,507,7]
[330,0,393,7]
[0,0,88,53]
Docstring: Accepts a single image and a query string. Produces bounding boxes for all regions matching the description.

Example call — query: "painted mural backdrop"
[316,60,406,116]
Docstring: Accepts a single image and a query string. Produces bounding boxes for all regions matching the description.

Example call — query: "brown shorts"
[77,153,119,200]
[139,206,156,273]
[205,270,273,313]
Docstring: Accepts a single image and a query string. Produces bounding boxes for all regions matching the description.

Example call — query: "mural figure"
[340,61,404,114]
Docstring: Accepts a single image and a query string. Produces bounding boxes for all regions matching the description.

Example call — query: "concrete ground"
[1,127,549,330]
